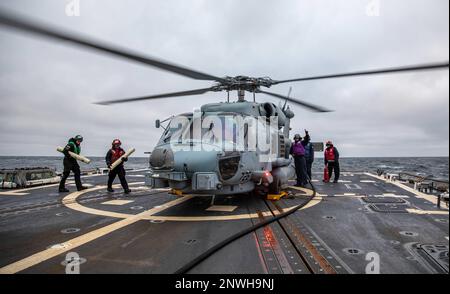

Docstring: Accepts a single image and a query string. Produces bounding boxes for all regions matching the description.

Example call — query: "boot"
[107,187,114,193]
[59,188,69,193]
[124,189,131,194]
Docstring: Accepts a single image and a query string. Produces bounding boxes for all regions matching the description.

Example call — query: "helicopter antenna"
[253,91,256,103]
[282,87,292,111]
[227,91,230,103]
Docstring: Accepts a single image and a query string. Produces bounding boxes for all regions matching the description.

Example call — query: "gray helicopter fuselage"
[147,100,296,195]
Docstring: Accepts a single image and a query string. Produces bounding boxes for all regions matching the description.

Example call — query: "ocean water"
[0,156,448,181]
[0,156,149,173]
[311,157,449,180]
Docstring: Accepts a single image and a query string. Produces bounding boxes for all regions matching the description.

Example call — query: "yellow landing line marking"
[406,208,449,216]
[304,196,322,207]
[143,198,324,222]
[0,193,193,274]
[206,205,238,212]
[101,200,134,206]
[68,183,94,188]
[8,183,61,193]
[365,173,447,208]
[80,173,108,178]
[132,186,151,191]
[0,192,29,196]
[62,184,322,222]
[333,194,364,198]
[378,194,409,198]
[62,183,145,219]
[0,181,77,196]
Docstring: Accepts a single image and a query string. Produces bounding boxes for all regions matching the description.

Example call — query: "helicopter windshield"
[159,114,191,144]
[159,113,245,148]
[201,115,240,145]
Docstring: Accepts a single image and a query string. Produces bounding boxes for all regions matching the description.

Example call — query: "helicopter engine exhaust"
[263,102,287,128]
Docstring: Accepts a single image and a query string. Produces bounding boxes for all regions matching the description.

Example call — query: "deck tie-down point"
[267,191,288,201]
[170,189,184,196]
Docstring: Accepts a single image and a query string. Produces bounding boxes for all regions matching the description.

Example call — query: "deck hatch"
[362,197,406,204]
[368,203,409,213]
[415,243,449,273]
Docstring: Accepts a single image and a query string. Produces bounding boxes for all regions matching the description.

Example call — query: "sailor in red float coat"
[105,139,131,194]
[324,141,340,183]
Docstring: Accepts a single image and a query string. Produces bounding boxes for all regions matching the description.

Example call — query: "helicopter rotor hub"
[212,76,276,93]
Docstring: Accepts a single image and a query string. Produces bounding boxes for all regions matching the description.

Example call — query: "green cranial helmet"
[74,135,83,142]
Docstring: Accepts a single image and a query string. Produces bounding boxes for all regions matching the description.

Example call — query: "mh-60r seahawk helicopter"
[0,10,448,196]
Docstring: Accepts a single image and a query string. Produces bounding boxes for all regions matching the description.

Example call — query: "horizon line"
[0,155,448,159]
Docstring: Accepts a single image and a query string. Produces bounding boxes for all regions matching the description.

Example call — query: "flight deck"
[0,170,448,274]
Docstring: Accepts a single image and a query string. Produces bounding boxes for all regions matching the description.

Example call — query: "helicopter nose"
[150,147,174,170]
[173,150,220,173]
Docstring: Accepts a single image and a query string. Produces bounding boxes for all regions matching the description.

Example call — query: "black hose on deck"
[174,180,317,274]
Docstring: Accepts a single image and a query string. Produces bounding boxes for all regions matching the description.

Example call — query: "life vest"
[68,141,80,155]
[325,147,335,161]
[291,141,305,156]
[110,148,125,163]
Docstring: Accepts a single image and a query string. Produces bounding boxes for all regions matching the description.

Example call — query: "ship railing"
[377,170,449,209]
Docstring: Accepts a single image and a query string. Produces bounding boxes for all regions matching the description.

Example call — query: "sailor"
[302,130,314,180]
[290,134,308,187]
[105,139,131,194]
[58,135,87,192]
[324,141,340,183]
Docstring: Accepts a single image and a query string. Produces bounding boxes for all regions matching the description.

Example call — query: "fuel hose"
[174,179,317,274]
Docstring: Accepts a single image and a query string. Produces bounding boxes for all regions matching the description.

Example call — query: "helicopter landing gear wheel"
[269,177,281,195]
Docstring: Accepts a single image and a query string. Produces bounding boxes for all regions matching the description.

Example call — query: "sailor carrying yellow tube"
[58,135,89,193]
[105,139,133,194]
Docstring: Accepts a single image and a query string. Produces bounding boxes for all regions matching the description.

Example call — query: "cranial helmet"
[112,139,122,146]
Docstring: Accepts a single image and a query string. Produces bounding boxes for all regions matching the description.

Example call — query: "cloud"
[0,0,448,156]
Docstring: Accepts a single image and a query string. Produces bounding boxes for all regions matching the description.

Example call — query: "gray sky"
[0,0,448,157]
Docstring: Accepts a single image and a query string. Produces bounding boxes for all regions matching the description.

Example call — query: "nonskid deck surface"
[0,171,448,274]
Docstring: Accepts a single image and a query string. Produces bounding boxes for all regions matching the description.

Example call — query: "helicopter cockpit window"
[161,114,246,150]
[159,115,191,144]
[201,115,244,148]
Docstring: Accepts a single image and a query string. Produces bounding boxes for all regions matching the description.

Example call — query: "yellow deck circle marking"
[62,184,322,222]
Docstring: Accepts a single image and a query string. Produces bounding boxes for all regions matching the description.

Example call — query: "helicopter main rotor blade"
[95,87,215,105]
[0,10,223,81]
[274,62,449,85]
[258,90,332,113]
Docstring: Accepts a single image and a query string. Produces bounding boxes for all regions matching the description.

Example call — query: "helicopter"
[0,9,448,196]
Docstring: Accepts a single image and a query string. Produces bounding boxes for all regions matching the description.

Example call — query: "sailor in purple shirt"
[290,134,308,187]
